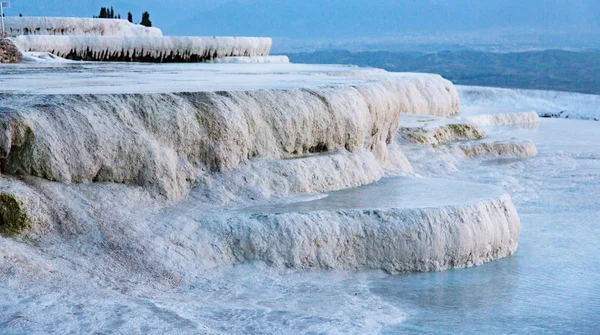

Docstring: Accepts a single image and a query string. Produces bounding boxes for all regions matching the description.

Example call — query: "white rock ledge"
[462,111,539,126]
[0,64,458,200]
[207,55,290,64]
[0,62,520,275]
[221,177,521,273]
[4,17,163,37]
[12,35,272,62]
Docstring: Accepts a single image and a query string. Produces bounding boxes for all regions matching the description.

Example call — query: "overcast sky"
[7,0,600,39]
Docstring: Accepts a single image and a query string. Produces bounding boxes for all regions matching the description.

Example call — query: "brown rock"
[0,39,23,63]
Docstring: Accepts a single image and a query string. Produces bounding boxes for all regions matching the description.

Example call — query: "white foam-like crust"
[0,87,401,199]
[20,51,71,63]
[208,55,290,64]
[0,176,518,333]
[458,85,600,121]
[194,150,411,206]
[461,111,539,126]
[225,178,520,273]
[2,63,367,94]
[0,65,458,199]
[0,175,520,273]
[330,71,461,117]
[4,17,163,37]
[12,35,272,62]
[456,140,539,158]
[0,71,527,331]
[2,100,599,334]
[0,64,460,118]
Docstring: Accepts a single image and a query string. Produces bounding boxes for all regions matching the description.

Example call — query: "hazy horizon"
[6,0,600,51]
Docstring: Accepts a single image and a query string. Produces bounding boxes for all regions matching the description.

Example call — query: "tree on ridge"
[140,11,152,27]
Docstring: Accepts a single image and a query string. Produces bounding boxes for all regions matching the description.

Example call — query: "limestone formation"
[0,62,521,276]
[4,17,162,37]
[13,35,272,62]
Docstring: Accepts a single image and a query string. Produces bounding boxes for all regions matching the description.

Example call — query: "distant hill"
[285,49,600,95]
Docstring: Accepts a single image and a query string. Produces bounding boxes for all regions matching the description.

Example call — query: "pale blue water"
[373,118,600,334]
[247,177,502,214]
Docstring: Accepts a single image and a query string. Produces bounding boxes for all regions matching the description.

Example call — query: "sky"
[6,1,600,44]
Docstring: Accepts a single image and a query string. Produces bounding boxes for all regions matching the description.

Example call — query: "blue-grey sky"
[6,0,600,38]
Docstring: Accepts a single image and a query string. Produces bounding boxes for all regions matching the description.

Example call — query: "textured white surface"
[194,150,404,206]
[12,35,272,62]
[4,17,162,37]
[1,63,368,94]
[458,85,600,121]
[208,55,290,64]
[0,64,459,199]
[1,76,598,334]
[0,87,400,199]
[235,177,519,272]
[397,112,538,158]
[331,71,461,117]
[20,51,71,63]
[0,63,543,333]
[0,63,459,105]
[461,111,539,126]
[0,174,520,272]
[1,115,599,334]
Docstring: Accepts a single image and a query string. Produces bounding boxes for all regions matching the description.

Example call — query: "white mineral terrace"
[458,85,600,121]
[235,176,520,272]
[3,17,272,63]
[120,176,519,273]
[0,58,597,332]
[12,35,273,62]
[2,60,567,333]
[0,62,452,95]
[0,62,515,269]
[1,63,374,93]
[4,17,163,37]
